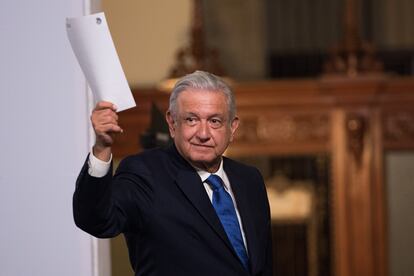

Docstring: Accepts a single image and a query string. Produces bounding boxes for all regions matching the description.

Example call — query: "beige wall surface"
[386,152,414,276]
[102,0,191,86]
[204,0,266,80]
[102,0,268,86]
[102,0,414,87]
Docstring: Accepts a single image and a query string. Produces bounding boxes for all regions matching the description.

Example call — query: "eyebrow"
[181,112,224,117]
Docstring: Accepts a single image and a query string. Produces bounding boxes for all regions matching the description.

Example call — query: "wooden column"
[325,77,387,276]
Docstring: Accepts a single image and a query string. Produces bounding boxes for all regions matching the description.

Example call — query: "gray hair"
[168,70,236,121]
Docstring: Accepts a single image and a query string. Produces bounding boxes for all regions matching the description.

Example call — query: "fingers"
[92,108,119,125]
[95,101,118,112]
[92,120,123,135]
[91,101,124,148]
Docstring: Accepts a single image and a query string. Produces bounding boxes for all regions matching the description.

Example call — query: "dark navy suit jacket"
[73,145,272,276]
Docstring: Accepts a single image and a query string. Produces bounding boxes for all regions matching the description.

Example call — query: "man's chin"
[191,157,215,165]
[188,155,221,170]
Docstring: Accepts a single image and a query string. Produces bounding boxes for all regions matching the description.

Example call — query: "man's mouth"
[191,143,214,148]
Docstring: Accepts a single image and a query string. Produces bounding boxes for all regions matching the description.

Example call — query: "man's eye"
[185,117,198,125]
[210,118,223,128]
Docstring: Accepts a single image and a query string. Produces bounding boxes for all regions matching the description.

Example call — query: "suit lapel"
[174,169,237,257]
[225,160,262,274]
[168,145,256,273]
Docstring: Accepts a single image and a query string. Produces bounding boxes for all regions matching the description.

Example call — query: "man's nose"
[196,121,211,141]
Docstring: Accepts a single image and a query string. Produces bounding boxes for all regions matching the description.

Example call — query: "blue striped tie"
[206,174,249,270]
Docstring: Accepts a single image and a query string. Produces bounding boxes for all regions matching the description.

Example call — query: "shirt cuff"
[88,151,112,177]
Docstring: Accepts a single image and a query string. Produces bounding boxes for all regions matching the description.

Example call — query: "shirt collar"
[195,159,229,189]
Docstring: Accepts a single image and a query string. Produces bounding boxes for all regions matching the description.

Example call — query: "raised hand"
[91,101,123,161]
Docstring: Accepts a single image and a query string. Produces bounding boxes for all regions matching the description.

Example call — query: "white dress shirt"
[87,152,248,250]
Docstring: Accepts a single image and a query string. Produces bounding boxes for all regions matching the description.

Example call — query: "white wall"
[0,1,96,275]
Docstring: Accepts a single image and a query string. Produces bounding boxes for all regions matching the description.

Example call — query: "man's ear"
[165,111,176,138]
[229,116,240,142]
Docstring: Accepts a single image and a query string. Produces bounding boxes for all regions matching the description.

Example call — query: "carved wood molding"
[383,111,414,147]
[235,113,330,144]
[346,114,368,165]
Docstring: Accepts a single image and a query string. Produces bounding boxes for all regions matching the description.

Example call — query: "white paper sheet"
[66,12,136,112]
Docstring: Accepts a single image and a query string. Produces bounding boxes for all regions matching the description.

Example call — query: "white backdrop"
[0,0,106,275]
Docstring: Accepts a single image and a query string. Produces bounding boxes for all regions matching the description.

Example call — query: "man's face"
[166,89,239,172]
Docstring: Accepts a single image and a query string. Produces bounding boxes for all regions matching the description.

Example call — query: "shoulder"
[123,147,168,162]
[223,156,269,213]
[116,147,169,173]
[116,145,188,175]
[223,156,262,178]
[223,156,266,190]
[223,156,270,217]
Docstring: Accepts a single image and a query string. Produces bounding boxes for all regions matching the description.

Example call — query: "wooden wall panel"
[114,76,414,276]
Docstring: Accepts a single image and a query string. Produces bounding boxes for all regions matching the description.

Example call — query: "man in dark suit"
[74,71,272,275]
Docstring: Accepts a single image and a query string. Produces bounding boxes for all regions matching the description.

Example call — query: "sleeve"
[88,151,112,177]
[73,155,153,238]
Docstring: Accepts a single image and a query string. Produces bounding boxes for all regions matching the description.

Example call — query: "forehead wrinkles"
[177,90,228,115]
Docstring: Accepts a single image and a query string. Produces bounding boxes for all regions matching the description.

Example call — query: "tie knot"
[206,174,224,191]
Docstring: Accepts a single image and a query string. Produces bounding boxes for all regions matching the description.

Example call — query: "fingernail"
[113,104,118,110]
[120,129,124,133]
